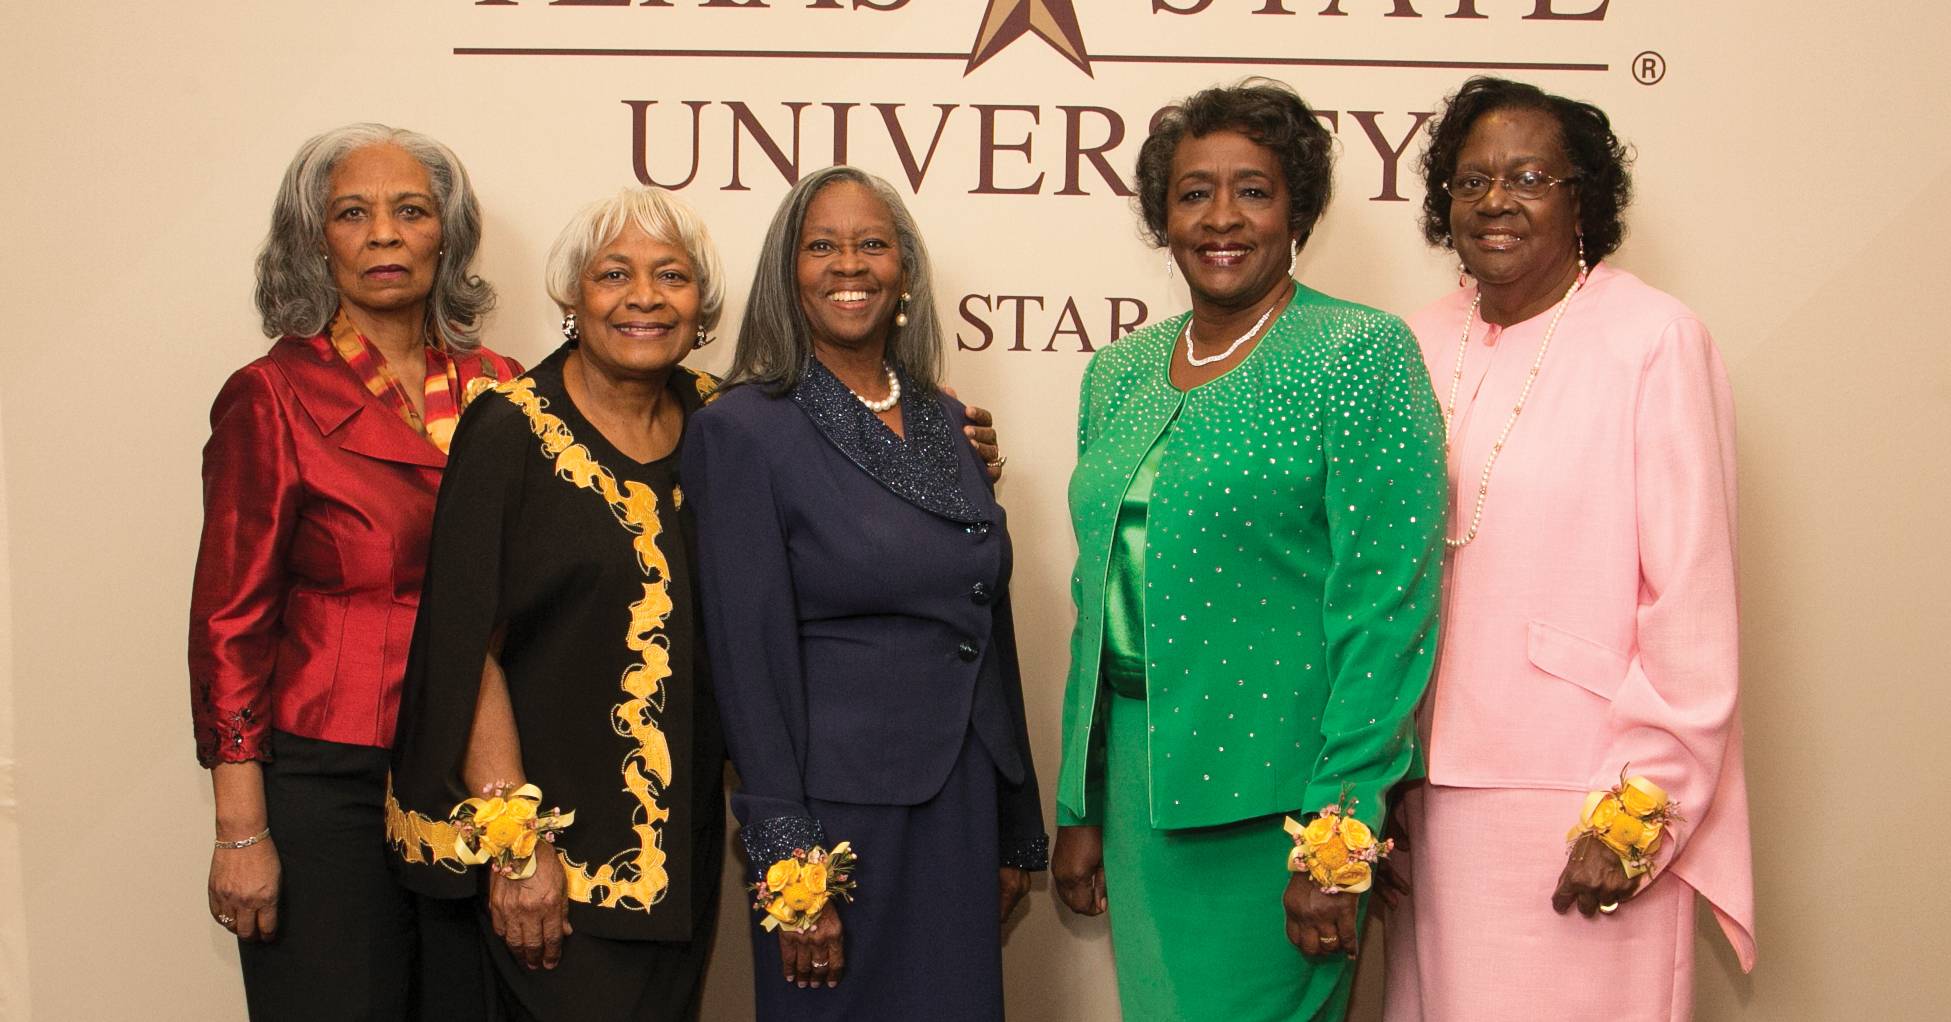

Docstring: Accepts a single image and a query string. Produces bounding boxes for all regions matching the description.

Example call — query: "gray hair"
[543,186,726,334]
[725,166,943,395]
[253,123,496,350]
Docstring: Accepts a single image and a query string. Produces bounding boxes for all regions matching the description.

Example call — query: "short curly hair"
[1134,78,1335,251]
[1418,76,1634,263]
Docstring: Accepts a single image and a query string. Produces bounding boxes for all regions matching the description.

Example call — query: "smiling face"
[323,144,444,321]
[573,223,701,381]
[1164,129,1298,313]
[794,180,904,355]
[1448,106,1583,306]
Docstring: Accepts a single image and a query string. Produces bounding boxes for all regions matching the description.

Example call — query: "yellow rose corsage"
[450,781,575,880]
[750,842,858,933]
[1568,770,1680,879]
[1283,790,1392,895]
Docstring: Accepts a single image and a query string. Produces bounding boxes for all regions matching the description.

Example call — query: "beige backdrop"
[2,1,1947,1019]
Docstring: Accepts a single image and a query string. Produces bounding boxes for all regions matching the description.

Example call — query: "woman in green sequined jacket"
[1051,80,1447,1022]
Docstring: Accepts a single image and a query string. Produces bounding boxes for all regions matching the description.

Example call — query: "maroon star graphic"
[966,0,1092,77]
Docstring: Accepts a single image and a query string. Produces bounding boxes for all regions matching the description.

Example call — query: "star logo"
[965,0,1092,77]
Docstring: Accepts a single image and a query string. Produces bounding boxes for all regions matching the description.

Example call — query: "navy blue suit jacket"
[682,370,1046,873]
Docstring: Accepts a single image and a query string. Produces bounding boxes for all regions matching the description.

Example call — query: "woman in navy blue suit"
[683,165,1047,1020]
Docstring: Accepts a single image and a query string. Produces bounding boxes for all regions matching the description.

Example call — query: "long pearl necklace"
[1182,297,1281,367]
[848,365,901,413]
[1441,268,1586,549]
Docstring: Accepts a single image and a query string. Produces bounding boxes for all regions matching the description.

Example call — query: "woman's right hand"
[779,903,845,988]
[208,838,281,942]
[1052,825,1107,916]
[488,851,573,970]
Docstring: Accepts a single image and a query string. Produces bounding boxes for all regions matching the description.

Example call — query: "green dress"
[1059,283,1446,1021]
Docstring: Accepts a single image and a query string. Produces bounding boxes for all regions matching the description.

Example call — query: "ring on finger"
[216,913,236,926]
[987,455,1008,468]
[812,959,829,968]
[1320,935,1339,945]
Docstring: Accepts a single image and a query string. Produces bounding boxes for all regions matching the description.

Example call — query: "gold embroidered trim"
[385,777,466,869]
[500,377,676,910]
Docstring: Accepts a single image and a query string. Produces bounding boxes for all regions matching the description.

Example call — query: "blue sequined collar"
[790,357,982,523]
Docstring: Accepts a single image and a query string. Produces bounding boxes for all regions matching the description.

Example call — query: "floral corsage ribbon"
[750,842,858,933]
[450,782,575,880]
[1568,772,1679,879]
[1283,792,1393,895]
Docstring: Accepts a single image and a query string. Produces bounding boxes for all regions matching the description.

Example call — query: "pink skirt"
[1382,785,1697,1021]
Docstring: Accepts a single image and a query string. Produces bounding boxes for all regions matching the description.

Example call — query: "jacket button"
[957,641,979,662]
[969,582,992,605]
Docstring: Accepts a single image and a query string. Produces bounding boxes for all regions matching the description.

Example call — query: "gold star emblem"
[966,0,1091,77]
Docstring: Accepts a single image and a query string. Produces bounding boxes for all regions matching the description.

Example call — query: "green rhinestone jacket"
[1057,283,1447,831]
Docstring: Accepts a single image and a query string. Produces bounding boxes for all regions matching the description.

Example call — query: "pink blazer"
[1408,264,1755,971]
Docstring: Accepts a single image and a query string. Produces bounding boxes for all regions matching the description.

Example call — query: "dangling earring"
[560,311,579,343]
[693,325,710,349]
[1164,252,1175,281]
[1287,238,1300,276]
[1576,232,1588,274]
[894,291,911,328]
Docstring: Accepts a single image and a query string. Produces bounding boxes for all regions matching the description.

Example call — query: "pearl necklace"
[1182,297,1281,367]
[1441,268,1586,549]
[849,365,901,413]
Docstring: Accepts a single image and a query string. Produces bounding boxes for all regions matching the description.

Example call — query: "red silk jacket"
[188,332,519,766]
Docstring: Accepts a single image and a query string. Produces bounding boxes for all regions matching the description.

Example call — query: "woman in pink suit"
[1381,78,1755,1020]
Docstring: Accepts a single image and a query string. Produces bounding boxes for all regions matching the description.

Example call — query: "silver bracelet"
[215,827,271,850]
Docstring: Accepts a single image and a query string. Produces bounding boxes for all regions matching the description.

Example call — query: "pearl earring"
[894,291,911,328]
[560,311,579,343]
[1576,232,1588,273]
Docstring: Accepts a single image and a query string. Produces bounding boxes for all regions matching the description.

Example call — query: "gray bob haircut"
[543,186,726,334]
[725,165,943,396]
[253,123,496,350]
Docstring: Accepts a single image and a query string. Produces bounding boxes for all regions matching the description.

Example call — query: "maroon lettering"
[957,294,995,351]
[995,295,1045,350]
[626,100,708,190]
[726,102,810,190]
[1318,0,1421,16]
[1348,110,1434,201]
[1152,0,1214,12]
[826,102,858,165]
[875,104,958,191]
[1043,297,1092,352]
[701,0,769,7]
[1525,0,1607,18]
[1057,106,1132,197]
[972,106,1045,195]
[1109,298,1149,341]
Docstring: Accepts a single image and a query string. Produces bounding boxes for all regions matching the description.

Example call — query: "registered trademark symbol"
[1632,51,1667,85]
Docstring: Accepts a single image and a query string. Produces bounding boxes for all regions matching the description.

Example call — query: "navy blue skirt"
[751,727,1004,1021]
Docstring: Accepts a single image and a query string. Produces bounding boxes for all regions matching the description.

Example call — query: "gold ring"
[987,455,1008,469]
[1598,902,1619,914]
[1321,935,1339,944]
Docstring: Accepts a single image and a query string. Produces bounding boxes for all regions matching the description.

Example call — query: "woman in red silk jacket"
[188,123,519,1020]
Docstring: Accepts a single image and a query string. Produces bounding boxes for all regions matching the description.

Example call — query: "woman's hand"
[1052,825,1107,916]
[944,388,1006,481]
[999,867,1031,923]
[488,851,573,970]
[1551,833,1640,917]
[779,903,845,988]
[208,838,280,942]
[1284,875,1359,958]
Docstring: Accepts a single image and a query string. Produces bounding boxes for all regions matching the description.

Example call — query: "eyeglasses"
[1442,170,1577,202]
